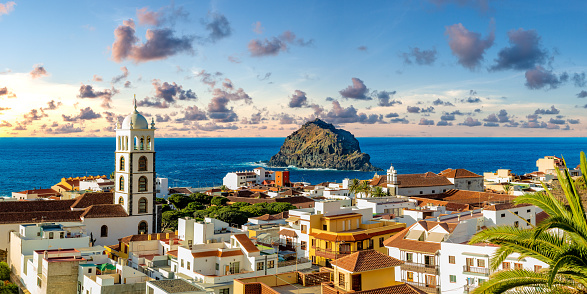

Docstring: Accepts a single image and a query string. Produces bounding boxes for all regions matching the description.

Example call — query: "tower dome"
[121,98,149,129]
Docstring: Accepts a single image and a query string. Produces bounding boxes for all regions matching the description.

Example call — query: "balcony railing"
[314,248,351,260]
[400,262,438,275]
[403,281,440,294]
[463,265,491,276]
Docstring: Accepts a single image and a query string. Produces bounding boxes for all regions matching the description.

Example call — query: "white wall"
[397,184,454,196]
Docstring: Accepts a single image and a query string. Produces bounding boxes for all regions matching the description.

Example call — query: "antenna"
[133,94,137,111]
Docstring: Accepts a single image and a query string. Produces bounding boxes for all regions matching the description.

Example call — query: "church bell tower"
[115,98,158,234]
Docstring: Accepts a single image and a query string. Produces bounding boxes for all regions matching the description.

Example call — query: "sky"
[1,0,587,137]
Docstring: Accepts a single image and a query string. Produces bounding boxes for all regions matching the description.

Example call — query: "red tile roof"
[71,192,114,209]
[383,221,457,254]
[81,204,128,218]
[439,169,482,179]
[331,250,403,272]
[233,234,260,252]
[370,173,453,188]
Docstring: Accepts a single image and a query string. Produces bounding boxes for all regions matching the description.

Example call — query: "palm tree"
[371,186,385,197]
[469,152,587,293]
[349,178,361,198]
[360,180,372,198]
[503,183,513,195]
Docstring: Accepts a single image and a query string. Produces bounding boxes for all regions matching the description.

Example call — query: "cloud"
[548,118,566,125]
[421,106,435,113]
[155,114,171,122]
[136,98,170,108]
[257,72,271,81]
[150,79,197,103]
[92,75,103,82]
[288,90,308,108]
[208,96,238,123]
[483,122,499,127]
[194,69,223,88]
[62,107,102,121]
[276,113,297,125]
[525,66,568,90]
[111,19,194,63]
[491,29,548,71]
[241,111,263,125]
[339,78,370,100]
[23,108,48,123]
[322,101,385,124]
[462,97,481,103]
[385,113,399,118]
[248,30,313,57]
[418,118,434,125]
[390,118,409,124]
[407,106,421,113]
[252,21,264,34]
[0,107,10,113]
[77,84,115,108]
[193,122,238,132]
[136,7,162,26]
[572,72,586,87]
[432,98,454,106]
[176,105,208,122]
[48,123,83,134]
[0,1,15,16]
[445,22,494,70]
[376,91,401,106]
[483,109,510,123]
[358,46,368,52]
[112,66,129,84]
[436,120,452,126]
[203,12,232,43]
[0,120,12,127]
[440,113,456,121]
[459,117,482,127]
[401,47,437,65]
[575,91,587,98]
[44,100,62,110]
[124,81,132,88]
[103,112,125,123]
[228,55,241,63]
[568,119,580,124]
[30,64,49,79]
[0,87,16,98]
[534,105,559,115]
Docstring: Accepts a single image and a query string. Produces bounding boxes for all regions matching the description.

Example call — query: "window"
[534,265,542,272]
[119,197,124,206]
[449,256,455,264]
[267,260,274,269]
[301,241,307,250]
[88,268,92,273]
[338,273,345,286]
[139,176,148,192]
[37,277,42,287]
[501,213,505,218]
[527,219,531,224]
[120,156,125,171]
[368,239,373,249]
[406,272,413,282]
[357,241,363,251]
[181,260,184,267]
[419,191,423,194]
[101,225,108,237]
[60,232,64,239]
[466,258,474,266]
[502,262,511,270]
[514,263,523,270]
[424,255,434,266]
[301,225,307,233]
[514,211,519,215]
[187,261,190,270]
[527,209,531,213]
[138,156,147,171]
[323,224,327,230]
[432,190,435,193]
[49,232,54,239]
[406,253,413,262]
[138,198,148,213]
[138,221,148,234]
[311,239,315,247]
[478,278,486,285]
[215,263,219,270]
[477,259,486,268]
[449,275,456,283]
[119,176,125,191]
[514,221,519,228]
[325,242,330,250]
[147,286,154,294]
[219,288,229,294]
[379,237,384,247]
[257,262,264,271]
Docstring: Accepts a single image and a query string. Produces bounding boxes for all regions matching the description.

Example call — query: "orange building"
[275,170,290,187]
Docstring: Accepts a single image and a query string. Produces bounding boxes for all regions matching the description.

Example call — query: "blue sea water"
[0,137,586,196]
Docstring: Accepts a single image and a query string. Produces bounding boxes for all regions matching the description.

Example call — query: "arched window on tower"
[138,221,148,234]
[147,137,151,150]
[119,196,124,206]
[134,136,138,150]
[138,176,147,192]
[119,176,125,191]
[138,197,147,213]
[120,156,125,171]
[101,225,108,237]
[140,137,144,150]
[138,156,147,171]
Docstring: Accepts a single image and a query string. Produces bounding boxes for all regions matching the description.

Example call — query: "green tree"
[266,202,296,214]
[162,210,186,230]
[371,186,385,197]
[241,205,269,217]
[503,183,513,195]
[230,202,251,209]
[0,283,19,294]
[219,185,229,191]
[348,178,361,197]
[161,204,172,212]
[156,197,167,204]
[167,194,191,210]
[189,193,213,205]
[359,180,372,198]
[211,196,229,206]
[217,210,249,226]
[470,152,587,293]
[0,262,9,280]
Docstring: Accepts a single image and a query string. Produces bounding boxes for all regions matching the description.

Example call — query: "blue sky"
[1,0,586,137]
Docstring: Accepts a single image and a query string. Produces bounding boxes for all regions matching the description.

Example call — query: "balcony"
[403,281,440,294]
[314,248,351,260]
[400,262,438,275]
[463,265,491,276]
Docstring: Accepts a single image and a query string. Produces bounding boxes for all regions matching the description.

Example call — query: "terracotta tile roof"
[310,232,370,242]
[370,173,453,188]
[536,211,549,224]
[167,250,178,257]
[278,189,302,196]
[383,221,457,254]
[192,249,243,258]
[331,250,403,272]
[0,199,76,213]
[71,192,114,209]
[253,211,289,221]
[233,234,259,252]
[275,196,315,205]
[372,283,427,294]
[416,189,513,207]
[80,204,128,218]
[169,187,192,195]
[15,188,60,196]
[119,232,177,244]
[439,169,482,179]
[0,210,83,224]
[410,197,470,211]
[279,229,297,238]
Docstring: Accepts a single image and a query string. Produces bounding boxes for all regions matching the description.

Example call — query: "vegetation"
[371,186,386,197]
[470,152,587,293]
[160,192,295,231]
[0,262,17,294]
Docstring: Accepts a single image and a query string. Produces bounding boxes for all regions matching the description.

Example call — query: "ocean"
[0,137,586,196]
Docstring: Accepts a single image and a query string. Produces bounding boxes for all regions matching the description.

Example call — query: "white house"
[355,196,417,215]
[439,169,484,192]
[156,178,169,198]
[79,178,115,192]
[222,167,275,190]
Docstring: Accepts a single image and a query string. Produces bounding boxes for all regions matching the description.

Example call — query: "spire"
[133,94,137,112]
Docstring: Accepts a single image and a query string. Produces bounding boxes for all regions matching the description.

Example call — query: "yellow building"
[52,175,109,192]
[308,212,405,266]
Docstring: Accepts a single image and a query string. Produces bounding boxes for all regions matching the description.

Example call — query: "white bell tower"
[114,97,158,234]
[387,163,397,196]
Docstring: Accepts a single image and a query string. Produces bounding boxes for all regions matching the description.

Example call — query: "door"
[352,274,362,291]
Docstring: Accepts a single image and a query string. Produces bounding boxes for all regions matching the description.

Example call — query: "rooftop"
[331,250,403,272]
[149,279,203,293]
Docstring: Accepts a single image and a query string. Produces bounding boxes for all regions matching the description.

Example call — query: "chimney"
[170,239,174,246]
[157,233,160,240]
[44,250,48,260]
[166,232,170,239]
[148,234,151,240]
